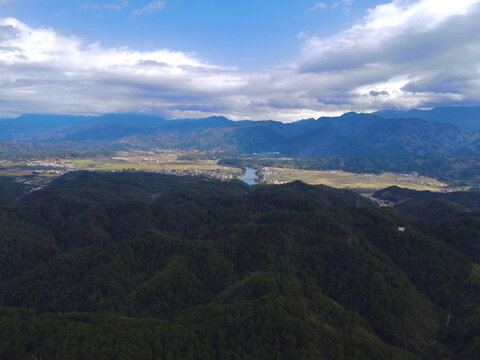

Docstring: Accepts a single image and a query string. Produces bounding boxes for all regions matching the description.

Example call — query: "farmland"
[0,151,461,192]
[260,167,451,192]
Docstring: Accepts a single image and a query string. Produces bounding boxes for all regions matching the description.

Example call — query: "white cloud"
[0,17,245,118]
[0,0,480,121]
[309,2,328,12]
[132,1,166,15]
[105,0,128,11]
[297,0,480,112]
[332,0,355,13]
[81,1,128,12]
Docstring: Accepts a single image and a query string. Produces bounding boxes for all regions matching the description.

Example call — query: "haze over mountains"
[1,106,480,159]
[373,106,480,131]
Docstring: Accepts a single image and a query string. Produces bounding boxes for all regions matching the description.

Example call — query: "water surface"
[240,167,257,185]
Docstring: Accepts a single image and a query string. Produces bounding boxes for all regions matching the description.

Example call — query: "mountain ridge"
[373,106,480,131]
[0,107,479,160]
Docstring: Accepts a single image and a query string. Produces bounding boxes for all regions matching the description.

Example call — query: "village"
[0,153,462,193]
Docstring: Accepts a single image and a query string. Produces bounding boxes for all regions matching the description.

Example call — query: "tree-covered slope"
[374,186,480,220]
[0,172,479,359]
[119,113,479,159]
[0,176,26,205]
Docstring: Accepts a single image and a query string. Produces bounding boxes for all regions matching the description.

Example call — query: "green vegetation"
[0,141,114,161]
[0,176,26,204]
[0,172,478,359]
[374,186,480,219]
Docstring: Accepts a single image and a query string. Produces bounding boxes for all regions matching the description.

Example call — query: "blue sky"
[0,0,480,120]
[1,0,382,68]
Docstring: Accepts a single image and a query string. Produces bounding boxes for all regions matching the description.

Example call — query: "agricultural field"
[69,151,239,173]
[0,152,465,193]
[0,151,242,187]
[261,167,451,192]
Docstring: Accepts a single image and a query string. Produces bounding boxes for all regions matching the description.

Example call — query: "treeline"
[0,172,479,359]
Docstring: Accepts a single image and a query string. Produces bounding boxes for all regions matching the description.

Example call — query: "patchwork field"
[264,168,449,192]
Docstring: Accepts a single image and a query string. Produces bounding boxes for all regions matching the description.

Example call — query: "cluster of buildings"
[21,160,75,176]
[363,195,394,207]
[396,178,436,187]
[113,153,178,166]
[125,167,241,181]
[31,169,73,175]
[398,172,420,178]
[354,173,377,178]
[257,167,284,184]
[439,187,456,193]
[396,172,441,186]
[25,160,72,168]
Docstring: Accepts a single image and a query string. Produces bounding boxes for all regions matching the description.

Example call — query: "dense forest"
[0,172,479,359]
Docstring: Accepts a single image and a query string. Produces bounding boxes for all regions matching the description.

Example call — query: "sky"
[0,0,479,121]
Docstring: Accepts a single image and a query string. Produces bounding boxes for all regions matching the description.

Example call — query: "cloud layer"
[0,0,480,121]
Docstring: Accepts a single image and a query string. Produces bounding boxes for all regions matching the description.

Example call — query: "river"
[239,167,258,185]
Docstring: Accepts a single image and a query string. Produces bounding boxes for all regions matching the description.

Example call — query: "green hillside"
[0,172,479,359]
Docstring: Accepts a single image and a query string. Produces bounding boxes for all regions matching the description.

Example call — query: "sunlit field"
[268,168,448,192]
[0,153,460,193]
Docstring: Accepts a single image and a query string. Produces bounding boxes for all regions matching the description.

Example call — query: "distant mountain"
[0,114,94,140]
[374,106,480,131]
[121,112,479,158]
[0,113,168,141]
[1,110,479,159]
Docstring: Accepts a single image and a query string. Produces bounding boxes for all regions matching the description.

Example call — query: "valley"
[2,4,480,358]
[0,149,460,193]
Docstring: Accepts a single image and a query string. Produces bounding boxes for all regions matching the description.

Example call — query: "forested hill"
[0,172,479,359]
[1,110,480,159]
[374,106,480,131]
[374,186,480,220]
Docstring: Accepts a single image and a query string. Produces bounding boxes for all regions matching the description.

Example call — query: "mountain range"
[1,106,480,159]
